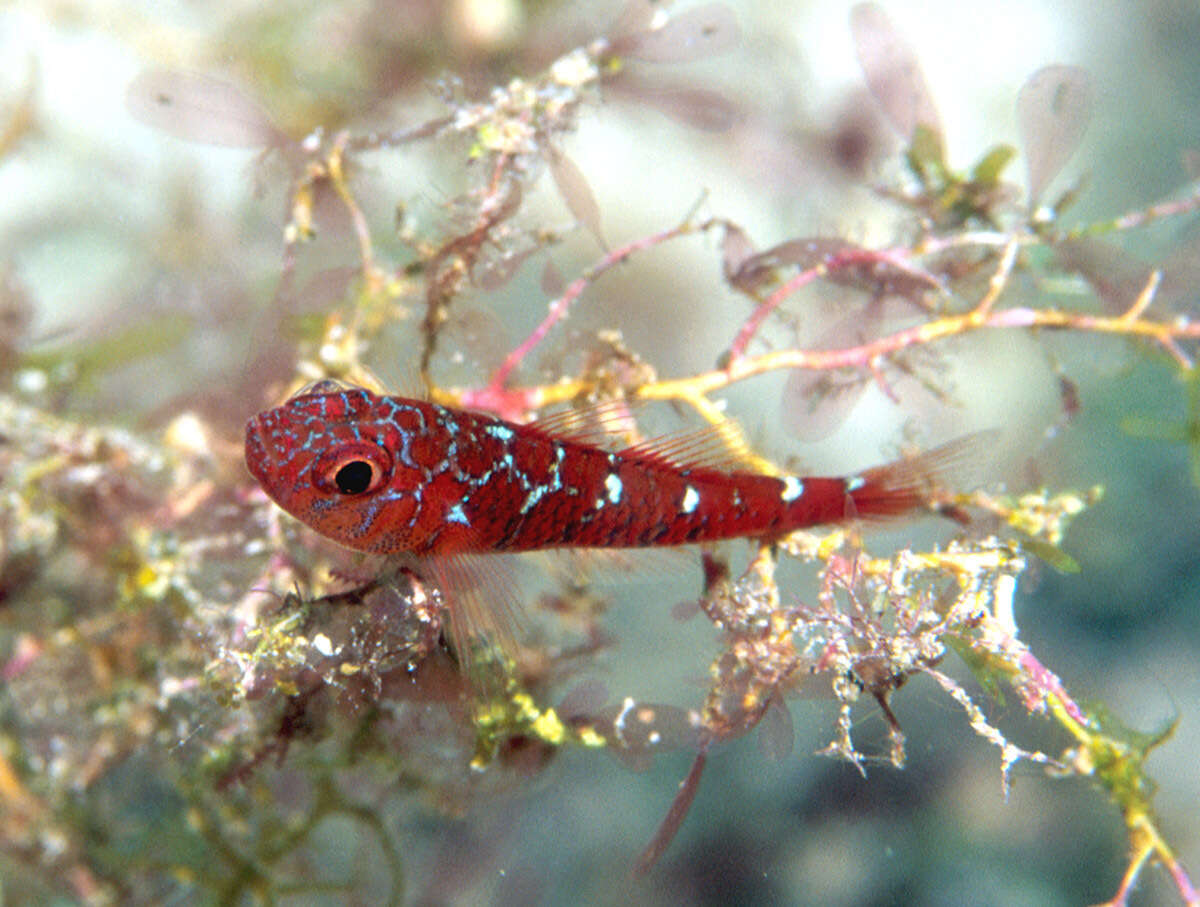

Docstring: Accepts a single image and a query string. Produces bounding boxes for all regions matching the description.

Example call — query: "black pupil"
[334,460,374,494]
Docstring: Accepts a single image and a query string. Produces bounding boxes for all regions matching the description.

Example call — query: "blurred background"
[1,0,1199,904]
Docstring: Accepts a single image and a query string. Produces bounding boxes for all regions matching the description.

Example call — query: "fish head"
[244,382,428,554]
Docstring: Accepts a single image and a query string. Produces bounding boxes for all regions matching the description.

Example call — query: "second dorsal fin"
[619,424,765,473]
[528,398,767,473]
[527,398,640,448]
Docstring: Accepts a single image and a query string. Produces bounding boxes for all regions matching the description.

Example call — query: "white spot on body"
[605,472,622,504]
[446,502,470,525]
[780,475,805,503]
[845,475,866,492]
[681,485,700,515]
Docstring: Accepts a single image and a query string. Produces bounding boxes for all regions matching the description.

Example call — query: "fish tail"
[844,434,987,521]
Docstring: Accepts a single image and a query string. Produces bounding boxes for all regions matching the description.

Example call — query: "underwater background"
[1,1,1198,904]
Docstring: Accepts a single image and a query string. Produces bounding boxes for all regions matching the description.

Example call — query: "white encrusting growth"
[681,485,700,514]
[780,475,805,503]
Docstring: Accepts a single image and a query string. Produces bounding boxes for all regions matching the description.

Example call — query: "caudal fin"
[845,433,991,521]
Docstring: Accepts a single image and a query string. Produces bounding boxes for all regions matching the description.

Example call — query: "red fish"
[245,381,953,558]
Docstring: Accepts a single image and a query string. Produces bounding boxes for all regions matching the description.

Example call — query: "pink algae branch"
[723,244,940,363]
[637,275,1189,409]
[459,216,717,420]
[1014,649,1090,726]
[444,221,1193,430]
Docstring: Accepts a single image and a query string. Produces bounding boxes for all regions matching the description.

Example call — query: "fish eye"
[313,442,392,496]
[334,460,375,495]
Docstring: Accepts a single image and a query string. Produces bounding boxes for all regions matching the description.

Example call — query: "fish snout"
[243,415,272,486]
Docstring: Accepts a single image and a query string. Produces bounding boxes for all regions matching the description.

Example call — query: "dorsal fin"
[529,398,769,473]
[391,363,430,401]
[619,424,766,473]
[527,398,640,448]
[285,367,395,402]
